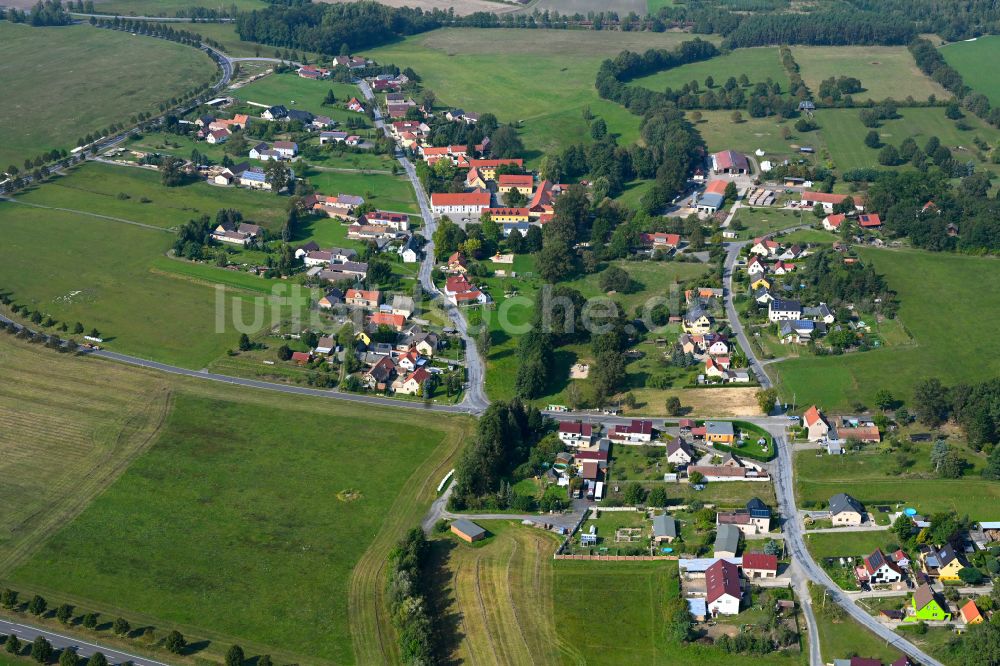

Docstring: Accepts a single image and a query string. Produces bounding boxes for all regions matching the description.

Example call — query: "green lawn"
[772,248,1000,411]
[15,162,291,230]
[791,46,946,102]
[693,111,812,161]
[629,48,788,95]
[817,106,1000,174]
[730,207,809,240]
[810,584,908,665]
[804,531,901,560]
[231,73,366,121]
[554,560,801,665]
[795,445,1000,520]
[942,36,1000,106]
[364,29,718,164]
[0,204,283,368]
[303,167,419,214]
[0,23,217,170]
[7,390,452,663]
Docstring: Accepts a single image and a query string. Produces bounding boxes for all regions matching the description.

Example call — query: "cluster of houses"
[295,56,369,80]
[801,405,881,453]
[210,220,263,246]
[680,300,752,385]
[194,113,250,145]
[302,285,450,396]
[442,252,488,305]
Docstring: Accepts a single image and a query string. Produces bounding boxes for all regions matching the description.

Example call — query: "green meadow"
[364,28,718,163]
[629,47,787,94]
[791,46,945,102]
[0,22,216,169]
[942,36,1000,106]
[772,248,1000,411]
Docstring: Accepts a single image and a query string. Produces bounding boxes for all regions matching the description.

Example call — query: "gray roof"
[699,192,725,208]
[770,298,802,312]
[451,519,486,539]
[706,421,734,436]
[714,523,741,555]
[653,514,677,539]
[829,492,864,516]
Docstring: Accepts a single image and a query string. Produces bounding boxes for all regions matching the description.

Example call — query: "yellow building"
[498,174,534,196]
[484,207,530,223]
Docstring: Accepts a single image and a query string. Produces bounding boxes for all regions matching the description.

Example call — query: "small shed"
[451,519,487,543]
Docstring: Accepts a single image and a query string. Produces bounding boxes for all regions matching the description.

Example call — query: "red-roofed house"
[558,421,594,447]
[444,275,487,306]
[742,553,778,579]
[431,191,491,217]
[706,559,742,615]
[369,312,406,331]
[961,600,984,625]
[800,191,864,214]
[498,174,534,195]
[823,213,847,231]
[290,351,311,365]
[858,213,882,228]
[711,150,750,174]
[704,179,730,195]
[640,232,681,250]
[803,405,829,442]
[468,158,523,180]
[392,366,432,395]
[608,419,653,443]
[346,288,381,309]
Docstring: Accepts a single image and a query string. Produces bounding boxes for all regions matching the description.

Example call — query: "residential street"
[723,240,772,389]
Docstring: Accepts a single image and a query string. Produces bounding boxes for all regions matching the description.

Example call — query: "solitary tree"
[59,648,80,666]
[756,388,778,414]
[0,588,17,609]
[666,396,683,416]
[226,645,245,666]
[88,652,108,666]
[238,333,252,352]
[5,635,21,655]
[56,603,73,624]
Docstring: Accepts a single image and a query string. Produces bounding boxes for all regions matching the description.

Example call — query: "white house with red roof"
[741,552,778,579]
[750,237,781,257]
[746,254,767,275]
[444,276,487,306]
[705,559,742,615]
[856,548,904,585]
[800,191,864,214]
[430,191,491,217]
[557,421,594,447]
[392,366,433,395]
[822,213,847,231]
[608,419,653,443]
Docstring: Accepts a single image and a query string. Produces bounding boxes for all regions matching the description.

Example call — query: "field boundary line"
[0,197,172,233]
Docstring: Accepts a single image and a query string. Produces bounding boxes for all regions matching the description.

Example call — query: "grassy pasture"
[730,207,809,240]
[364,29,718,163]
[0,339,172,574]
[629,47,787,94]
[303,167,419,214]
[817,106,1000,174]
[8,381,472,664]
[795,446,1000,520]
[0,204,286,368]
[0,23,216,170]
[810,584,907,665]
[554,559,801,665]
[231,73,366,120]
[772,248,1000,411]
[791,46,946,102]
[942,36,1000,106]
[15,162,290,230]
[693,111,809,160]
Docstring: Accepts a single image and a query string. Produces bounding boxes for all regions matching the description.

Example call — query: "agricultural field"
[433,521,575,664]
[0,203,287,368]
[0,339,171,574]
[772,248,1000,411]
[14,162,290,230]
[791,46,946,102]
[942,36,1000,106]
[364,29,719,163]
[794,444,1000,520]
[630,47,788,94]
[0,23,217,169]
[8,379,473,664]
[817,106,1000,174]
